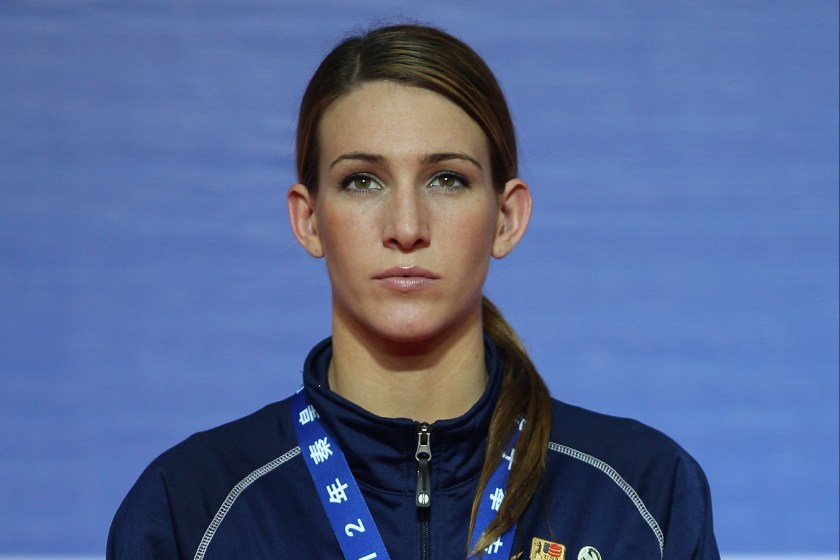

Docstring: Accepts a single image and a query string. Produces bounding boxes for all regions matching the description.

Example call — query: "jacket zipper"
[415,422,432,560]
[415,423,432,507]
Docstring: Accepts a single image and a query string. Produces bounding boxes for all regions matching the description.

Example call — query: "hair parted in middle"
[294,23,551,557]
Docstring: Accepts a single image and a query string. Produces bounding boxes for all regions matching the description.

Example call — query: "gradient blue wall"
[1,1,837,554]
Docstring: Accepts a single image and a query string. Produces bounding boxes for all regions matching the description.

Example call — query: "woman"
[108,24,719,559]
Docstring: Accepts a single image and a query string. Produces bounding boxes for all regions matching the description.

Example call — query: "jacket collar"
[302,336,503,494]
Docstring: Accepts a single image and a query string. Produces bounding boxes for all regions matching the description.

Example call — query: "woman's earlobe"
[492,177,532,259]
[287,183,325,258]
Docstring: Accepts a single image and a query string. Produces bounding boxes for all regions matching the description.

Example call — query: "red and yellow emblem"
[529,537,566,560]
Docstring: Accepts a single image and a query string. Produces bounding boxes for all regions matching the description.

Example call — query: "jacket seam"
[193,446,301,560]
[548,441,664,559]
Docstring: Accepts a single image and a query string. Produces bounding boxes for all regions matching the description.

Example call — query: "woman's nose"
[383,187,430,251]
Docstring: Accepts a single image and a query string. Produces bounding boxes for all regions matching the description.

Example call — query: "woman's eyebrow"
[328,151,483,171]
[329,152,387,169]
[422,152,483,170]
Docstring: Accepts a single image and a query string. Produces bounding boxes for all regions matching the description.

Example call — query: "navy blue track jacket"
[107,338,720,559]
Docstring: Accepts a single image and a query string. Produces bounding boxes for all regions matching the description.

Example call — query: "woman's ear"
[287,183,324,258]
[492,177,532,259]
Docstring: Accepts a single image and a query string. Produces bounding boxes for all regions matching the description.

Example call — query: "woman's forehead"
[318,81,490,166]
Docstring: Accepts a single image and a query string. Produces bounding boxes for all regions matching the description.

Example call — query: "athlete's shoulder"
[545,399,719,557]
[548,398,695,469]
[108,397,302,559]
[154,398,297,477]
[545,398,712,519]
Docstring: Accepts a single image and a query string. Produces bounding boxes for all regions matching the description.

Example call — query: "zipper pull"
[415,422,432,508]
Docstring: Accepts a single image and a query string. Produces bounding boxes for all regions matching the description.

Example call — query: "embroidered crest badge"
[529,537,566,560]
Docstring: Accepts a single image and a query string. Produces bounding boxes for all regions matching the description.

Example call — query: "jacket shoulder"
[107,398,301,559]
[548,399,690,465]
[545,400,719,558]
[157,399,297,472]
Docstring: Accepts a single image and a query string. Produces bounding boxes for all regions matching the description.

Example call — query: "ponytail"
[468,296,552,556]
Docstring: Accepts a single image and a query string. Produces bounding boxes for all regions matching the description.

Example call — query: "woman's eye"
[339,173,382,192]
[428,172,469,191]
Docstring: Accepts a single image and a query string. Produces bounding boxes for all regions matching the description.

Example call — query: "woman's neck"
[327,322,488,423]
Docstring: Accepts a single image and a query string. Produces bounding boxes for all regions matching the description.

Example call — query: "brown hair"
[295,24,552,556]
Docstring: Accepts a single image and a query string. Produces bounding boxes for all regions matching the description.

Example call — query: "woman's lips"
[373,266,440,292]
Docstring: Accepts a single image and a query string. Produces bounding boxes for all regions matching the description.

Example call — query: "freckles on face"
[311,81,501,342]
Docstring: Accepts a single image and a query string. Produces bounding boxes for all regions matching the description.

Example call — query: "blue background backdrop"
[1,1,837,555]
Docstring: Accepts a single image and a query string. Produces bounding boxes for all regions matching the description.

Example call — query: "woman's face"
[291,81,527,345]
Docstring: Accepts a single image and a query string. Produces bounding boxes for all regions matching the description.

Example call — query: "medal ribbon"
[291,387,521,559]
[468,418,523,557]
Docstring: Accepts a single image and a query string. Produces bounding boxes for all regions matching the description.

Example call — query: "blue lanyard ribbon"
[291,387,521,559]
[468,419,523,557]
